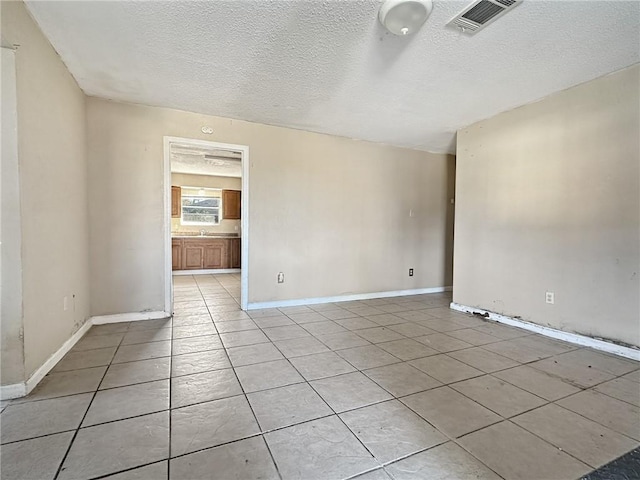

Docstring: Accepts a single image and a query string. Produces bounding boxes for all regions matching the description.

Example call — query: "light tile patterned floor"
[2,273,639,480]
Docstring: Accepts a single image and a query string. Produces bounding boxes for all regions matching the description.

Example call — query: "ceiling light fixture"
[379,0,433,36]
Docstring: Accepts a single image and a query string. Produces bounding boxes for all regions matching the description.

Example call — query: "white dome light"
[378,0,433,36]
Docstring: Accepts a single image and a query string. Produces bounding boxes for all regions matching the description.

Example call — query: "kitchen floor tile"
[170,395,259,457]
[219,329,270,348]
[336,345,401,370]
[247,383,332,431]
[385,442,501,480]
[447,347,520,373]
[556,389,640,441]
[363,362,441,397]
[340,400,446,463]
[311,372,393,413]
[171,334,222,355]
[172,323,217,339]
[84,379,169,426]
[315,331,371,350]
[252,315,296,328]
[171,349,231,377]
[53,346,117,372]
[113,341,171,363]
[286,311,329,324]
[335,317,379,330]
[319,308,360,320]
[101,357,171,389]
[274,336,331,358]
[414,333,473,353]
[121,328,172,345]
[410,354,483,384]
[530,356,616,388]
[301,320,348,336]
[364,313,407,326]
[72,333,124,352]
[389,323,436,338]
[171,368,242,408]
[263,325,311,341]
[512,404,639,468]
[354,327,406,344]
[213,319,259,333]
[13,367,106,402]
[451,374,547,418]
[235,359,304,393]
[264,416,378,480]
[104,461,168,479]
[226,342,284,367]
[289,351,356,380]
[0,432,74,480]
[128,318,172,331]
[169,437,279,480]
[1,394,92,444]
[493,364,581,401]
[594,377,640,406]
[59,412,169,480]
[401,386,501,438]
[376,338,439,361]
[458,421,591,480]
[86,323,130,336]
[446,328,502,346]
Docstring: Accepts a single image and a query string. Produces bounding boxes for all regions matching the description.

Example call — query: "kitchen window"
[181,187,221,225]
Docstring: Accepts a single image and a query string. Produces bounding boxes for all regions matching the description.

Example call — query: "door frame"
[163,136,250,313]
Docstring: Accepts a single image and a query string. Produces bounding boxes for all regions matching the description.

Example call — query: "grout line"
[209,279,283,480]
[52,323,131,480]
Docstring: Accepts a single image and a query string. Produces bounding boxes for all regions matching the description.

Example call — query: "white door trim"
[163,137,249,311]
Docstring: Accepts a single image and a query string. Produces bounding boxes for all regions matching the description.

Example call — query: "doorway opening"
[163,137,249,312]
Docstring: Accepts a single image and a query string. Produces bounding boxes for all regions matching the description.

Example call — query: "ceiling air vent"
[447,0,522,35]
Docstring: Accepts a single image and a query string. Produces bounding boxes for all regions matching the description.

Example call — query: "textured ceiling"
[26,0,640,153]
[171,143,242,177]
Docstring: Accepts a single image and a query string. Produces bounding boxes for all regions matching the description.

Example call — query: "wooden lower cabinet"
[203,240,226,269]
[172,237,240,270]
[230,238,241,269]
[184,244,205,269]
[172,239,182,269]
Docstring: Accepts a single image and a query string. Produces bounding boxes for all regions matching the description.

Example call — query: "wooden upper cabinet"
[222,190,241,220]
[171,186,181,218]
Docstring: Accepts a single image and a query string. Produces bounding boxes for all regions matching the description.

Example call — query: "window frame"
[180,187,222,226]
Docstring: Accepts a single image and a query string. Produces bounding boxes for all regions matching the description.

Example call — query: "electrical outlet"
[545,291,554,304]
[277,272,285,284]
[409,268,414,277]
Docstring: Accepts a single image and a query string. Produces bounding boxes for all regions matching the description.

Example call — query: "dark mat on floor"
[582,447,640,480]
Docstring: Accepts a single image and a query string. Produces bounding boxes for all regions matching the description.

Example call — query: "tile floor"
[2,273,639,480]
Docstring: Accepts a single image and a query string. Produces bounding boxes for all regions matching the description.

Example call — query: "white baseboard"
[91,311,170,325]
[248,287,452,310]
[0,383,26,400]
[1,310,172,400]
[173,269,240,276]
[1,319,93,401]
[450,303,640,361]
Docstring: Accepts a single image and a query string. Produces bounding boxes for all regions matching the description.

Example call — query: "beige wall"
[1,2,91,380]
[87,97,454,314]
[170,173,241,235]
[454,65,640,347]
[1,47,25,385]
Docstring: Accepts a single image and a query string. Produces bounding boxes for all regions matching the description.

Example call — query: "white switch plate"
[545,292,554,304]
[63,296,69,311]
